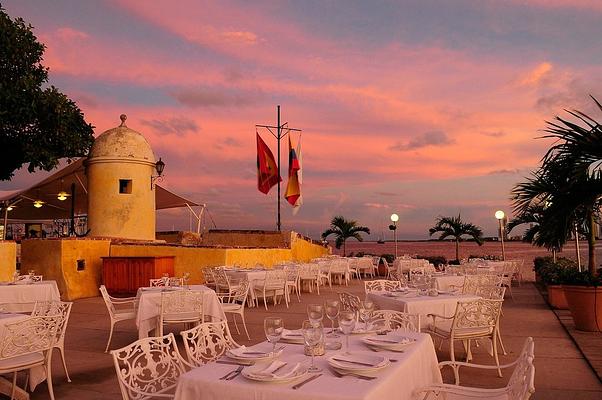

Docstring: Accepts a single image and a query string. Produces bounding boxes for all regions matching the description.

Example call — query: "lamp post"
[390,213,399,258]
[495,210,506,261]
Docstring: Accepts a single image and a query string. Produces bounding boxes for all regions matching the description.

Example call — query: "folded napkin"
[366,334,414,345]
[251,361,301,378]
[282,329,303,338]
[13,279,32,285]
[331,353,383,367]
[228,345,270,358]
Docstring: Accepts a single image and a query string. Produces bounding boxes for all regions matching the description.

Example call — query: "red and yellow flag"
[256,133,281,194]
[285,135,302,208]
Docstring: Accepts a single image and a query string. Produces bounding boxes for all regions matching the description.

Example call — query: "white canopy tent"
[0,158,205,237]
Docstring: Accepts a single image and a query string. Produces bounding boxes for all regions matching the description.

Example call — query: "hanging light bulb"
[57,191,68,201]
[33,200,43,208]
[6,205,14,211]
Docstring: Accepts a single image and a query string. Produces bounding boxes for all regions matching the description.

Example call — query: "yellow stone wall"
[0,241,17,281]
[202,230,287,247]
[17,233,328,300]
[20,238,111,301]
[87,160,156,240]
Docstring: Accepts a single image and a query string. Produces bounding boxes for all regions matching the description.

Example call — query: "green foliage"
[0,6,94,180]
[321,215,370,256]
[560,268,602,287]
[380,254,394,263]
[533,256,578,286]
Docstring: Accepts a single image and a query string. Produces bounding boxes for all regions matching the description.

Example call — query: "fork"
[331,369,377,380]
[219,365,243,380]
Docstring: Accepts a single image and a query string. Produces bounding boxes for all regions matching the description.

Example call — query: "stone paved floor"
[21,280,602,399]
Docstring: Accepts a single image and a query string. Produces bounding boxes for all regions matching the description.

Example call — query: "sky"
[2,0,602,240]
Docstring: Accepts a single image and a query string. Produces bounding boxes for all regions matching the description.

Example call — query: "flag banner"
[285,134,302,208]
[257,132,281,194]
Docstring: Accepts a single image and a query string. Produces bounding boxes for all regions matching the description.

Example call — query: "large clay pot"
[547,285,569,309]
[563,285,602,332]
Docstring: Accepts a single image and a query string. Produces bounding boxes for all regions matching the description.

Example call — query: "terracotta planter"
[563,285,602,332]
[547,285,569,309]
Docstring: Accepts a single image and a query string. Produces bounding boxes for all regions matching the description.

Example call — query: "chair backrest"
[111,333,188,400]
[149,278,166,287]
[160,290,204,322]
[364,280,401,293]
[0,314,61,360]
[15,275,43,282]
[263,270,285,286]
[339,292,361,314]
[99,285,117,316]
[228,279,249,305]
[180,321,239,367]
[203,267,216,284]
[462,274,502,294]
[382,259,390,270]
[32,300,73,345]
[506,337,535,400]
[409,267,425,275]
[284,265,300,282]
[388,270,408,285]
[475,285,506,300]
[371,309,420,332]
[451,298,503,336]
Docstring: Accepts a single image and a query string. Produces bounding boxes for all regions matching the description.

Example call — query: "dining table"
[135,285,225,339]
[0,280,61,312]
[224,268,268,304]
[431,274,465,292]
[367,290,480,331]
[0,312,46,400]
[174,331,441,400]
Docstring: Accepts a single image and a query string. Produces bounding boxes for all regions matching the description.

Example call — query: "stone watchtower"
[86,115,157,240]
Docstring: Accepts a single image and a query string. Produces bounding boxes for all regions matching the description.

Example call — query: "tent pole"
[70,183,75,236]
[2,205,7,240]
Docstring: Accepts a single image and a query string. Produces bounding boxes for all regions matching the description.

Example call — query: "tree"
[428,214,484,262]
[321,216,370,256]
[0,6,94,180]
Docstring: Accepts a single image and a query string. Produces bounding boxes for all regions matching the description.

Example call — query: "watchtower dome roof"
[88,114,155,162]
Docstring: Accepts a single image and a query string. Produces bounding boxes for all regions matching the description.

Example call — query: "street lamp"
[390,213,399,258]
[495,210,506,260]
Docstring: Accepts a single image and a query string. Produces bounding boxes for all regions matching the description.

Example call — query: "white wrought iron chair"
[202,266,217,290]
[253,270,286,310]
[427,298,504,382]
[159,290,204,337]
[371,309,420,332]
[99,285,137,352]
[383,259,396,279]
[347,258,361,280]
[284,265,301,305]
[339,292,361,318]
[15,275,43,282]
[317,261,333,289]
[416,337,535,400]
[364,279,401,293]
[0,314,61,400]
[299,263,321,294]
[475,286,508,356]
[330,259,351,285]
[111,333,189,399]
[356,257,376,279]
[32,300,73,382]
[221,279,251,340]
[180,320,239,367]
[453,274,503,295]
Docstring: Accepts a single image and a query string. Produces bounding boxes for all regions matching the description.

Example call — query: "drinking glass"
[358,300,375,331]
[264,317,284,355]
[28,270,35,279]
[302,320,323,372]
[325,300,340,337]
[307,304,324,327]
[338,310,356,354]
[162,273,170,287]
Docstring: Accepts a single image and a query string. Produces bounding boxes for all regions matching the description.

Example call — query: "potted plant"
[561,268,602,332]
[537,258,575,310]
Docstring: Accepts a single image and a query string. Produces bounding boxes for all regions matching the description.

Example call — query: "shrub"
[533,256,579,286]
[416,255,447,267]
[380,254,395,263]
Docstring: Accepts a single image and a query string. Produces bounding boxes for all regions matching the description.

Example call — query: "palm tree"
[321,216,370,256]
[428,214,484,262]
[527,98,602,274]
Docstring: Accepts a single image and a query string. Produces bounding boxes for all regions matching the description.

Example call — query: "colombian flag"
[257,133,281,194]
[285,135,302,208]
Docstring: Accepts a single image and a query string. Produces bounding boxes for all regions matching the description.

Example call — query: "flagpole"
[277,105,281,231]
[256,106,301,232]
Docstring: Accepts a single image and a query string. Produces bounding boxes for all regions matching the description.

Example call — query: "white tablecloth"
[135,285,225,339]
[0,313,46,390]
[367,292,480,330]
[0,281,61,312]
[174,332,441,400]
[432,275,465,292]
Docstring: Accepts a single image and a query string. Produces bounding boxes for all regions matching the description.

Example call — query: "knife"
[292,373,322,390]
[331,358,376,367]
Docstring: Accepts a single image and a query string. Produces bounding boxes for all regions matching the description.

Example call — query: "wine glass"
[307,304,324,327]
[28,270,35,279]
[358,300,375,331]
[302,320,324,372]
[325,300,340,337]
[338,310,356,354]
[182,272,191,289]
[162,272,170,287]
[264,317,284,355]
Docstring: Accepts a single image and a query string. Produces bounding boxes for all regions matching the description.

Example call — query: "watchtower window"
[119,179,132,194]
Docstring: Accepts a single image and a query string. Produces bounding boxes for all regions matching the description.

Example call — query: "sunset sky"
[3,0,602,240]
